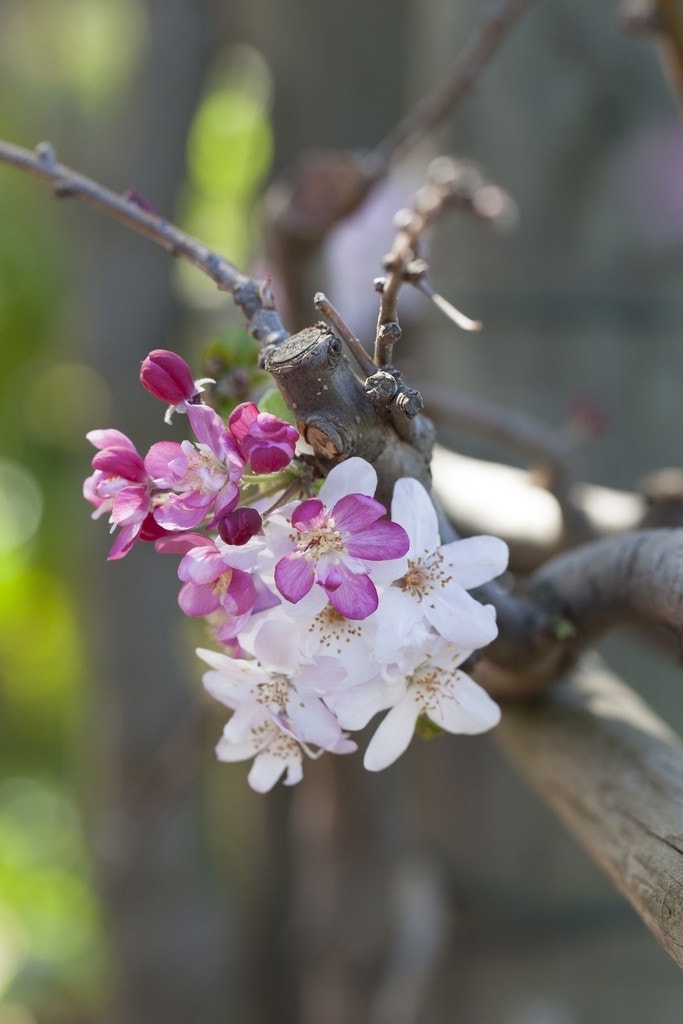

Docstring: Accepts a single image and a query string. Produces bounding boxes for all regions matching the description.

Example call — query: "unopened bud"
[140,349,198,405]
[218,507,263,546]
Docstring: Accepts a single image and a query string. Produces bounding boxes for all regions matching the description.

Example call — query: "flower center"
[400,550,452,601]
[300,519,346,562]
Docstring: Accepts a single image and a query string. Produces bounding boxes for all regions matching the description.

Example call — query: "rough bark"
[495,658,683,969]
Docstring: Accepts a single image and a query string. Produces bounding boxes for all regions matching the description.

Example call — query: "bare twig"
[0,139,290,349]
[313,292,377,376]
[495,657,683,969]
[375,0,535,166]
[373,158,511,365]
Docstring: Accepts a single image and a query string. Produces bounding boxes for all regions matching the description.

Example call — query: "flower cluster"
[84,349,509,792]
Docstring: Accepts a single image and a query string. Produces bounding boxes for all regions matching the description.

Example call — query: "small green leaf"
[258,388,296,425]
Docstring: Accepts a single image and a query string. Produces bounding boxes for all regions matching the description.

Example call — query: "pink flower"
[228,402,298,474]
[177,538,257,638]
[84,429,157,560]
[273,458,409,619]
[145,404,245,530]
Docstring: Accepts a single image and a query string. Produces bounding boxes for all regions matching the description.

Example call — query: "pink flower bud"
[228,402,298,474]
[218,506,263,546]
[140,349,198,405]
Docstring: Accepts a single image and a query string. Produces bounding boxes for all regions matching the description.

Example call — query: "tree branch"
[495,657,683,969]
[375,0,535,165]
[0,139,290,349]
[480,528,683,696]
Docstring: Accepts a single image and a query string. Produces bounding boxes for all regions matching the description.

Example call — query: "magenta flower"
[177,538,257,638]
[145,404,245,530]
[84,429,157,560]
[273,459,409,620]
[228,402,299,474]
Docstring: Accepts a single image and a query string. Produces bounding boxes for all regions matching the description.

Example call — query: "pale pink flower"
[84,429,161,560]
[177,538,257,639]
[145,404,245,530]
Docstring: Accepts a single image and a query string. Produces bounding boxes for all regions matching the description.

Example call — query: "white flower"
[362,635,501,772]
[374,478,508,663]
[197,628,355,791]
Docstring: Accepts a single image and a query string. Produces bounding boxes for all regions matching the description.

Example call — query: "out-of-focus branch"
[480,528,683,696]
[495,658,683,969]
[619,0,683,108]
[262,0,533,330]
[375,0,535,166]
[0,139,290,349]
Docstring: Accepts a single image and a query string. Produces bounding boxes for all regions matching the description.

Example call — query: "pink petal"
[291,498,325,532]
[144,441,186,484]
[92,446,147,482]
[111,484,150,526]
[227,402,259,442]
[274,552,315,603]
[345,519,410,561]
[331,493,385,531]
[87,428,137,452]
[326,568,378,619]
[178,545,225,584]
[178,580,220,616]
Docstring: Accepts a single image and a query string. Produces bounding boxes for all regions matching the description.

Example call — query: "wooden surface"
[495,658,683,969]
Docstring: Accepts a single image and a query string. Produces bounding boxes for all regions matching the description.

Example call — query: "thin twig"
[0,139,290,349]
[375,0,535,166]
[313,292,377,376]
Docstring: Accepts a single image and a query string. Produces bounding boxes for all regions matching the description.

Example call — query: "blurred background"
[1,0,683,1021]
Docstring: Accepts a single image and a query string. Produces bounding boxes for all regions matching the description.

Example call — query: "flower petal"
[319,457,377,507]
[428,672,501,735]
[326,567,378,619]
[275,552,315,603]
[363,695,420,771]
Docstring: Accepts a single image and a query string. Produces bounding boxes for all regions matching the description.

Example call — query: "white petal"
[319,457,377,507]
[253,618,305,673]
[287,695,343,749]
[391,477,440,556]
[374,587,423,663]
[439,535,509,589]
[329,676,399,731]
[425,587,499,649]
[248,749,291,792]
[363,695,420,771]
[280,583,328,618]
[429,672,501,735]
[215,729,263,762]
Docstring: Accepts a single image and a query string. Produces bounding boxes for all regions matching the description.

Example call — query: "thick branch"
[495,659,683,970]
[481,528,683,695]
[0,139,289,348]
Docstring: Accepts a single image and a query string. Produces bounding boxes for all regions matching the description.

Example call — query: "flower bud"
[140,349,198,405]
[218,506,263,546]
[228,402,298,474]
